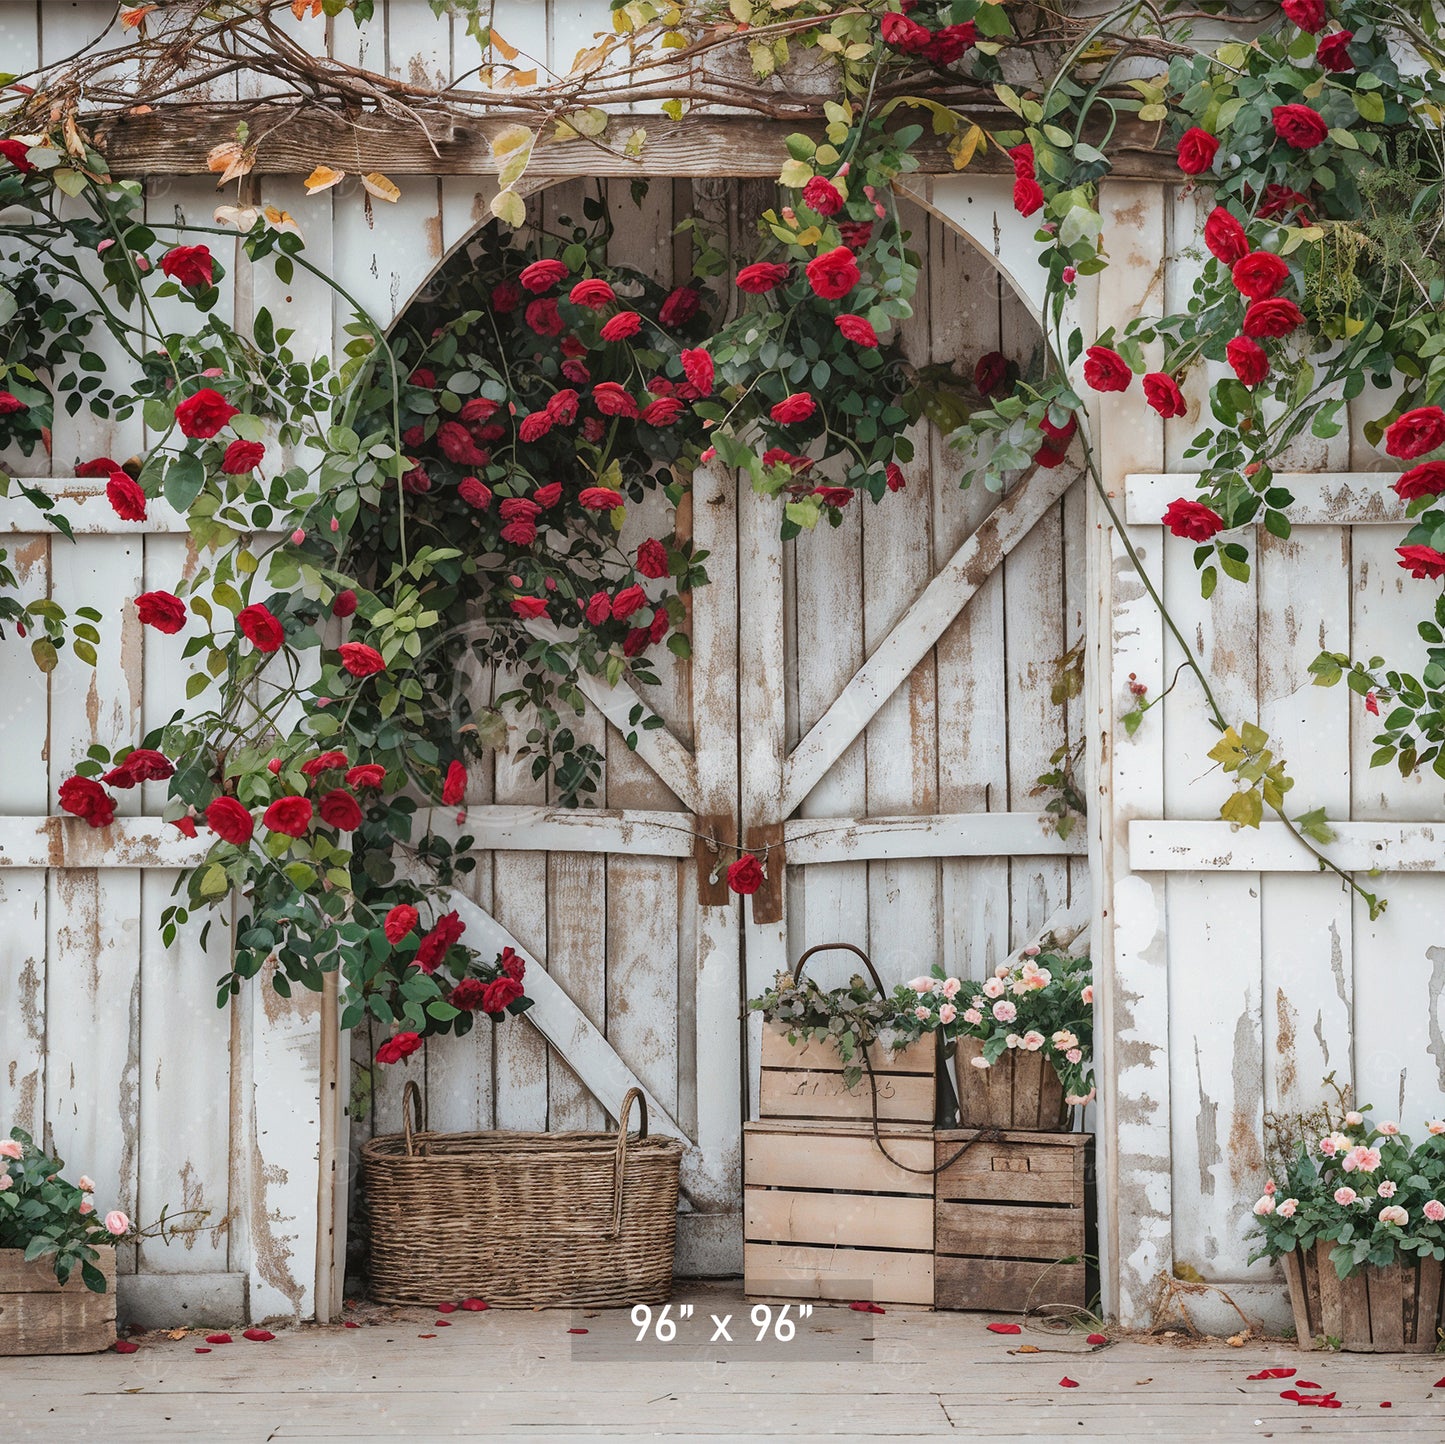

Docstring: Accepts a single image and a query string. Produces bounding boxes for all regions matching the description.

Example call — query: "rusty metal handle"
[792,942,887,997]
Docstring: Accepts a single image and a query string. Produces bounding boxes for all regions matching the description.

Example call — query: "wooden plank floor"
[8,1283,1445,1440]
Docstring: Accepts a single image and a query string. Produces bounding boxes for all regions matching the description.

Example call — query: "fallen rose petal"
[568,1328,589,1334]
[436,1302,458,1313]
[418,1332,437,1338]
[1248,1367,1296,1379]
[194,1347,211,1354]
[1381,1401,1392,1408]
[242,1328,275,1342]
[846,1300,885,1314]
[1060,1377,1080,1389]
[344,1321,361,1329]
[113,1339,140,1353]
[986,1321,1022,1334]
[1296,1380,1321,1389]
[205,1333,232,1344]
[434,1320,451,1327]
[1436,1377,1445,1388]
[460,1298,488,1312]
[1086,1333,1108,1345]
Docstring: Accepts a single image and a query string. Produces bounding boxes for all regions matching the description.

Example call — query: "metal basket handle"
[792,941,887,997]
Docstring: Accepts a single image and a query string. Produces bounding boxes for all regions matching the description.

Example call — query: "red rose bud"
[441,759,467,806]
[770,392,816,425]
[206,796,254,846]
[600,311,642,343]
[1398,544,1445,580]
[332,588,358,618]
[58,776,117,829]
[1013,177,1045,217]
[680,347,714,396]
[835,313,879,348]
[579,487,624,511]
[338,642,385,677]
[1226,335,1269,386]
[1142,373,1187,419]
[612,584,646,620]
[1282,0,1325,32]
[1316,29,1354,71]
[568,278,615,310]
[1203,206,1249,265]
[1393,462,1445,501]
[727,853,764,895]
[658,285,701,327]
[519,258,569,293]
[384,904,419,944]
[736,261,790,294]
[106,471,148,522]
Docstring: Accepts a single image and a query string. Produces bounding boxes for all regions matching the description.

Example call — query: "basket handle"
[792,942,887,997]
[401,1079,424,1158]
[606,1087,649,1238]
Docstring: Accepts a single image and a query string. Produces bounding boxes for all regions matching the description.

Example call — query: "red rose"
[102,748,174,789]
[76,456,121,478]
[1397,544,1445,580]
[736,262,790,295]
[412,911,465,973]
[524,299,563,336]
[175,388,239,440]
[220,439,264,475]
[585,591,611,625]
[518,411,553,443]
[533,482,562,509]
[1258,184,1313,220]
[159,244,214,289]
[568,278,615,310]
[805,247,860,301]
[592,382,639,419]
[581,418,605,443]
[409,368,435,388]
[839,220,874,250]
[562,359,591,385]
[1161,498,1225,541]
[1176,127,1220,175]
[263,796,313,837]
[481,976,525,1014]
[1083,346,1132,393]
[636,539,669,579]
[510,596,548,619]
[1316,30,1354,71]
[491,281,521,313]
[500,946,526,982]
[923,21,976,64]
[501,519,537,546]
[135,590,187,634]
[974,352,1011,398]
[1040,413,1078,448]
[579,487,624,511]
[601,311,642,343]
[1394,463,1445,501]
[449,978,489,1011]
[638,396,682,428]
[1231,251,1290,302]
[0,392,25,414]
[835,314,879,348]
[333,589,358,618]
[1203,207,1250,265]
[770,392,817,425]
[1013,177,1045,218]
[58,776,116,828]
[612,584,646,620]
[885,463,906,492]
[1242,297,1304,338]
[339,642,385,677]
[520,258,569,293]
[347,764,386,789]
[437,420,489,465]
[623,627,649,658]
[458,477,493,510]
[1282,0,1325,32]
[205,795,254,845]
[384,904,419,944]
[170,816,198,838]
[375,1032,422,1065]
[319,789,362,831]
[659,286,702,327]
[727,853,764,895]
[460,396,499,422]
[560,335,587,359]
[1226,336,1269,385]
[801,176,845,217]
[1142,373,1187,419]
[879,11,930,53]
[300,750,348,779]
[442,759,467,806]
[107,472,148,522]
[1385,407,1445,460]
[238,603,284,653]
[0,138,36,172]
[402,464,432,495]
[547,389,580,425]
[813,486,853,508]
[500,497,540,522]
[680,348,714,396]
[1272,104,1328,150]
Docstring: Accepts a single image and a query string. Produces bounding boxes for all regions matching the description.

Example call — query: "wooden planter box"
[953,1039,1067,1130]
[760,1025,937,1126]
[1281,1240,1444,1352]
[934,1129,1090,1313]
[743,1120,934,1306]
[0,1248,116,1356]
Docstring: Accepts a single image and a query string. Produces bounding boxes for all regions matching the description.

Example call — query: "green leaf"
[163,452,206,513]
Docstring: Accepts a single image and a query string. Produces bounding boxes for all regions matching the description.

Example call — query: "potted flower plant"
[1249,1104,1445,1352]
[927,949,1094,1130]
[0,1128,130,1356]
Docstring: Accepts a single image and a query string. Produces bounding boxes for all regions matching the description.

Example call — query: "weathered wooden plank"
[0,1249,116,1356]
[1128,820,1445,871]
[935,1200,1084,1259]
[744,1243,934,1307]
[758,1071,936,1125]
[1124,473,1405,528]
[781,462,1081,818]
[934,1256,1086,1313]
[743,1121,933,1195]
[744,1190,934,1253]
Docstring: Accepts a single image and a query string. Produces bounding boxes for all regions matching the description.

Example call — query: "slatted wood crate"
[0,1248,116,1356]
[760,1026,937,1125]
[744,1120,934,1306]
[934,1129,1091,1313]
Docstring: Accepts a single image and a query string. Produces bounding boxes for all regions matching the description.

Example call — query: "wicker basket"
[362,1082,682,1308]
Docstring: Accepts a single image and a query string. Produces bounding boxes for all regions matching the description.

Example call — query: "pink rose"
[1253,1195,1275,1216]
[1277,1198,1298,1218]
[0,1140,22,1160]
[78,1175,95,1192]
[991,1000,1017,1024]
[1333,1186,1357,1206]
[982,977,1005,999]
[962,1008,983,1025]
[1378,1180,1397,1198]
[939,1003,957,1025]
[0,1175,10,1192]
[104,1210,130,1236]
[79,1201,94,1215]
[1066,1048,1083,1064]
[1379,1204,1409,1227]
[1378,1120,1400,1135]
[940,977,962,999]
[1021,1031,1045,1051]
[969,1055,990,1070]
[1424,1200,1445,1222]
[1429,1121,1445,1136]
[906,976,933,995]
[1263,1180,1277,1195]
[1341,1145,1381,1173]
[1081,985,1094,1005]
[914,1006,930,1022]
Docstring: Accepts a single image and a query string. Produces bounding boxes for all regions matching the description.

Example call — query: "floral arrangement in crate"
[747,968,938,1088]
[923,949,1095,1105]
[1249,1104,1445,1278]
[0,1129,130,1292]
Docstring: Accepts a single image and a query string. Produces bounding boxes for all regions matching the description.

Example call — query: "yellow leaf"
[661,98,685,121]
[304,165,344,194]
[490,124,534,160]
[262,205,302,238]
[1342,316,1366,338]
[491,188,526,227]
[794,225,821,247]
[623,127,647,159]
[778,158,814,189]
[361,171,401,203]
[566,108,609,139]
[119,4,158,28]
[206,141,254,185]
[489,28,519,60]
[950,123,984,170]
[290,0,323,17]
[570,42,612,75]
[499,68,538,89]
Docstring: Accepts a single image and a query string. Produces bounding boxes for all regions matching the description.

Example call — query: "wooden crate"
[933,1129,1091,1313]
[0,1248,116,1355]
[744,1120,934,1306]
[759,1025,937,1125]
